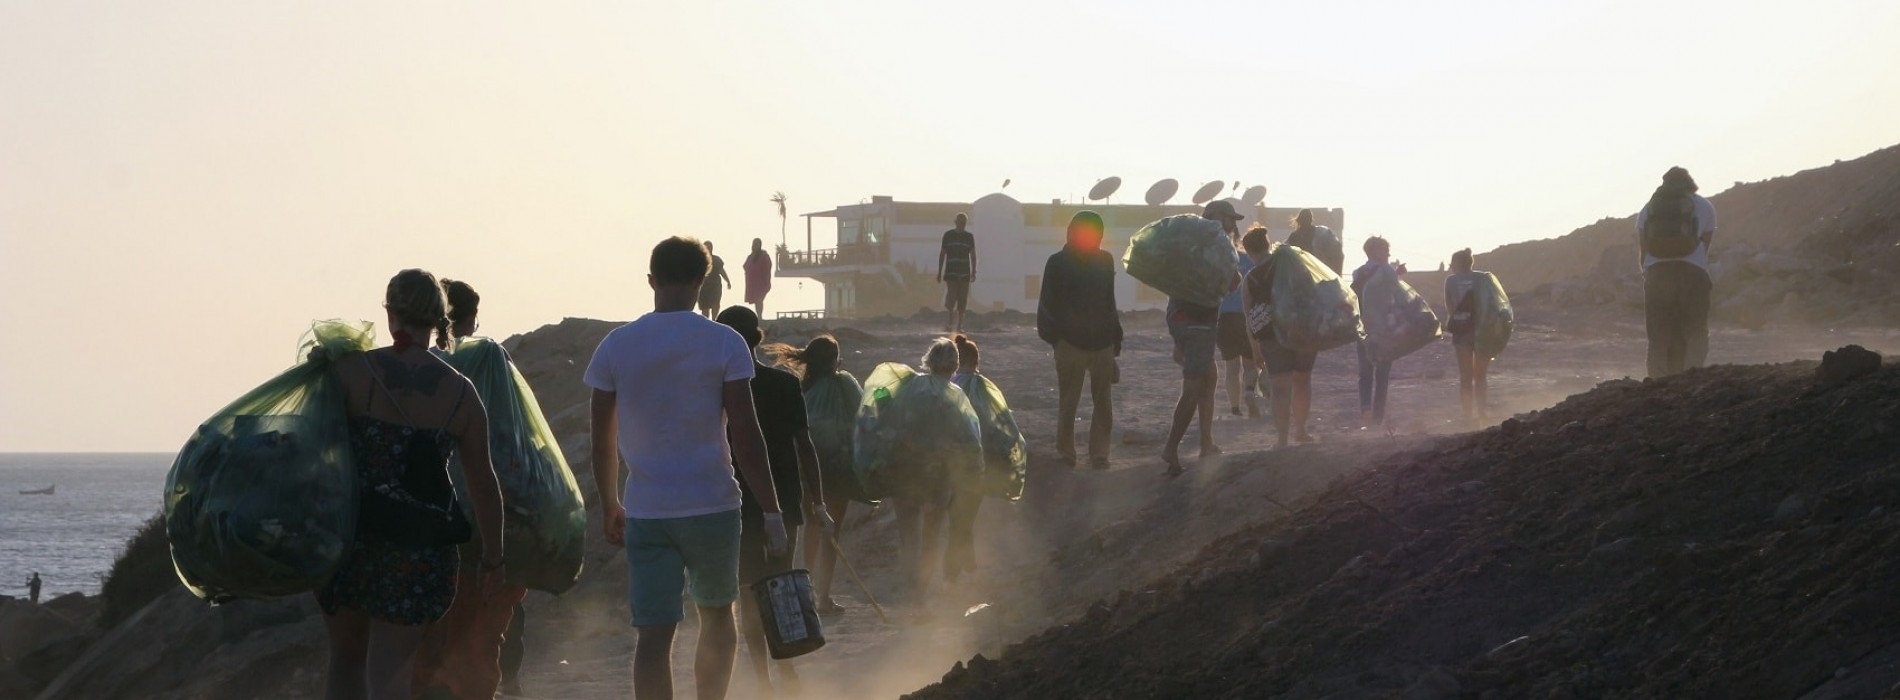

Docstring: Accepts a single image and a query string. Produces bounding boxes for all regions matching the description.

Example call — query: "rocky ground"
[8,307,1897,700]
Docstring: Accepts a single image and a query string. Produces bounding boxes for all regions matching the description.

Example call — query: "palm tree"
[770,191,788,248]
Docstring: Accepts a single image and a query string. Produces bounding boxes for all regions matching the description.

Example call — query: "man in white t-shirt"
[585,236,788,700]
[1635,166,1719,377]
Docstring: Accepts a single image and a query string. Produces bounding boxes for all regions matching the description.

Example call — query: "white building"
[776,193,1344,319]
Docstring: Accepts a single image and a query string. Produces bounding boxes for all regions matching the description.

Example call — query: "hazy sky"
[4,1,1898,452]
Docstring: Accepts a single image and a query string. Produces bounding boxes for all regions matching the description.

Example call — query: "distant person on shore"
[743,238,774,319]
[1636,166,1717,377]
[1241,227,1318,448]
[1218,219,1262,419]
[1287,209,1344,275]
[715,305,832,696]
[1350,237,1407,428]
[321,269,506,700]
[1035,210,1123,470]
[585,237,787,700]
[769,335,863,614]
[1162,201,1244,474]
[411,278,531,700]
[938,213,978,333]
[1443,249,1492,419]
[699,243,732,319]
[27,571,41,604]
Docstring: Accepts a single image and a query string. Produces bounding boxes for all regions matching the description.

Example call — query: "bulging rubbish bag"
[444,337,587,594]
[803,371,870,504]
[1123,215,1239,307]
[164,320,375,603]
[951,373,1027,501]
[1248,245,1364,353]
[1361,267,1442,363]
[853,363,982,503]
[1473,271,1515,358]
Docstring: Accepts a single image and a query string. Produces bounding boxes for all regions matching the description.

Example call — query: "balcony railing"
[778,243,887,270]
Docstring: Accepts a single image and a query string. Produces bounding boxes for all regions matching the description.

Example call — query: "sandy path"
[505,311,1900,700]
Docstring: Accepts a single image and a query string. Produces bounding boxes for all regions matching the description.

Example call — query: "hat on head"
[715,305,763,347]
[1202,200,1245,222]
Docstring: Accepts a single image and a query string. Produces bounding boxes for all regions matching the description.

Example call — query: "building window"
[1024,275,1041,300]
[839,219,862,247]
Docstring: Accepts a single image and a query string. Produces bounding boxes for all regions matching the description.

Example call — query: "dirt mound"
[1481,144,1900,328]
[907,350,1900,699]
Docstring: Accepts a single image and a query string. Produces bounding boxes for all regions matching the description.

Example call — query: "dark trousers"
[1644,261,1712,377]
[1356,341,1392,423]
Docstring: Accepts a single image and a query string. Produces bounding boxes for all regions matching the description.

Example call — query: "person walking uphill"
[320,268,507,700]
[26,572,41,604]
[1036,210,1123,470]
[1162,201,1244,474]
[939,213,978,333]
[1219,221,1261,419]
[1288,209,1344,276]
[1350,237,1407,428]
[743,238,774,319]
[1637,166,1717,377]
[714,305,832,697]
[585,237,789,700]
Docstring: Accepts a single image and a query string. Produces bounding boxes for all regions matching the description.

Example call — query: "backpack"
[1640,186,1700,259]
[1311,226,1345,274]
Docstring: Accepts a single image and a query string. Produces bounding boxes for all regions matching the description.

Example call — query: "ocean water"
[0,453,171,599]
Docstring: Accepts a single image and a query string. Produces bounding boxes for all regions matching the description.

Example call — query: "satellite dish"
[1241,185,1268,205]
[1088,177,1122,201]
[1191,180,1225,205]
[1144,179,1179,206]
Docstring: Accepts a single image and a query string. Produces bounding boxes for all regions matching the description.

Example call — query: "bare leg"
[1197,372,1218,455]
[1456,346,1475,418]
[1268,374,1293,448]
[363,619,427,700]
[1291,371,1314,442]
[323,607,370,700]
[633,622,678,700]
[1163,376,1200,467]
[737,591,772,691]
[1225,358,1243,412]
[1474,354,1492,419]
[693,605,738,700]
[810,496,849,607]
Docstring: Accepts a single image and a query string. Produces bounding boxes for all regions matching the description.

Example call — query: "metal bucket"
[749,568,826,659]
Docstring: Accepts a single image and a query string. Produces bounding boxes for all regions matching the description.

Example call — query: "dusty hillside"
[1478,144,1900,328]
[906,349,1900,700]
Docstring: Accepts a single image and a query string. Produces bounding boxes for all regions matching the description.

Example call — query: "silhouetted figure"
[938,213,977,333]
[744,238,774,319]
[27,572,42,604]
[1636,166,1717,377]
[1036,210,1123,470]
[698,243,731,318]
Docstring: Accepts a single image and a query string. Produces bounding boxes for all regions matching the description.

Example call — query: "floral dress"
[317,414,461,625]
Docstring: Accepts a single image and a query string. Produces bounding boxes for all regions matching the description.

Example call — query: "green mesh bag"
[1361,267,1442,363]
[1253,245,1364,353]
[444,337,587,594]
[164,320,374,603]
[952,373,1027,501]
[803,371,869,504]
[1123,215,1239,307]
[1472,271,1515,359]
[852,364,982,503]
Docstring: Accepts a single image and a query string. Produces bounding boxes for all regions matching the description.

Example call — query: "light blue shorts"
[624,509,742,626]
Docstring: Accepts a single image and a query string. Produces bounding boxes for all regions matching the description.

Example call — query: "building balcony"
[777,243,888,274]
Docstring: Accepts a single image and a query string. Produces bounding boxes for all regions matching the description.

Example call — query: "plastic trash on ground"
[1123,215,1239,307]
[952,373,1027,501]
[444,337,587,594]
[852,363,982,503]
[1473,271,1515,358]
[1252,245,1364,353]
[164,319,375,603]
[1361,267,1443,363]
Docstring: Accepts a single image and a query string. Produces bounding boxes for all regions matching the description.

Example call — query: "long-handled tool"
[825,527,890,624]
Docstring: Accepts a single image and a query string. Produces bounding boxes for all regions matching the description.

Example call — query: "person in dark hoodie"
[1035,210,1124,470]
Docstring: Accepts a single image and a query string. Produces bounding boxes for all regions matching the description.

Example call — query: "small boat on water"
[18,485,54,495]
